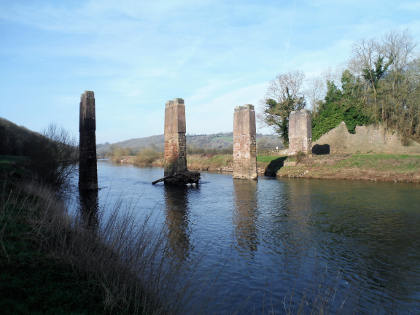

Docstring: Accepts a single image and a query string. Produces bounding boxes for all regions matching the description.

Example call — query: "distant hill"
[97,132,283,156]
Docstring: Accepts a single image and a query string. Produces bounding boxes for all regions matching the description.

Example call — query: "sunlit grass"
[334,154,420,172]
[256,155,283,163]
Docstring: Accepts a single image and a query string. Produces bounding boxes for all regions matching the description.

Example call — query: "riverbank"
[0,156,182,314]
[115,153,420,183]
[276,153,420,183]
[116,153,278,174]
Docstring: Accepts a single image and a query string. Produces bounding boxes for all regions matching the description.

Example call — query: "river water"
[70,161,420,314]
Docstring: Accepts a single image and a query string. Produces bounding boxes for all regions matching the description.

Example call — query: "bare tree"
[305,76,325,114]
[349,30,419,141]
[262,71,306,143]
[265,71,305,103]
[382,30,416,71]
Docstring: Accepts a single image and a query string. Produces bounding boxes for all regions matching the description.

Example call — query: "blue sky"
[1,0,419,143]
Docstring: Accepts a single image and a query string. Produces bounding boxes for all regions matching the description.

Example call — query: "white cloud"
[1,0,419,142]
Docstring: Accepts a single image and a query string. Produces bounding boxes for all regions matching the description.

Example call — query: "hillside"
[0,117,77,187]
[97,132,283,156]
[0,117,46,155]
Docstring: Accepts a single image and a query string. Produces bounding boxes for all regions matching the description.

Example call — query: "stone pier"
[288,109,312,155]
[164,98,187,177]
[233,104,257,180]
[79,91,98,190]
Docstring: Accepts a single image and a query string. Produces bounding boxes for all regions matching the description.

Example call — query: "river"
[70,161,420,314]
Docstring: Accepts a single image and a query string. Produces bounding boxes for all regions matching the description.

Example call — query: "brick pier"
[164,98,187,177]
[79,91,98,190]
[288,109,312,155]
[233,104,257,180]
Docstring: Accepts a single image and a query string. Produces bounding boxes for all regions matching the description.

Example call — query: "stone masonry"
[164,98,187,177]
[288,109,312,155]
[79,91,98,190]
[233,104,257,180]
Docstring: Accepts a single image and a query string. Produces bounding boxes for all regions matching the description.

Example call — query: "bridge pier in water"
[233,104,257,180]
[79,90,98,191]
[158,98,199,185]
[288,109,312,155]
[164,98,187,177]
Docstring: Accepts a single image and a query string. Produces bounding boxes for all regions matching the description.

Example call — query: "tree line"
[262,30,419,145]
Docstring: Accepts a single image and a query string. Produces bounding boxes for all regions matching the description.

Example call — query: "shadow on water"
[233,179,259,256]
[164,185,194,261]
[264,156,288,177]
[79,188,99,230]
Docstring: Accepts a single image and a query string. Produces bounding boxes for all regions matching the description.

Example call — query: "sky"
[1,0,419,143]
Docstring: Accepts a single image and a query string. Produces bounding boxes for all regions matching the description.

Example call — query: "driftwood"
[152,171,200,185]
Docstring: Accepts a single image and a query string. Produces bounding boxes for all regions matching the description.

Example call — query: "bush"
[312,79,371,141]
[135,148,162,166]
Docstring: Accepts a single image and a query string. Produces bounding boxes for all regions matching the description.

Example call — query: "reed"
[0,181,190,314]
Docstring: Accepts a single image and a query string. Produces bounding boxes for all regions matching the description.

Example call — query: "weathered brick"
[164,98,187,177]
[233,105,257,180]
[288,109,312,155]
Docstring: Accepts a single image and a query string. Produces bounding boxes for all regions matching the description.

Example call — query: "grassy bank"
[0,183,105,313]
[0,155,186,314]
[277,153,420,183]
[113,153,278,174]
[113,151,420,183]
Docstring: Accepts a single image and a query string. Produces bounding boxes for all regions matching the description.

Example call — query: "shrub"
[135,148,162,166]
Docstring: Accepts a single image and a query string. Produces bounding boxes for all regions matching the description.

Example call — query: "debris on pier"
[152,171,200,185]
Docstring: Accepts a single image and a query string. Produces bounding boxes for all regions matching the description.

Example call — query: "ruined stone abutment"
[164,98,187,177]
[233,104,257,180]
[79,90,98,190]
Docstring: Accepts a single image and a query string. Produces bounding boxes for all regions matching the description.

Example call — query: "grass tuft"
[0,181,190,314]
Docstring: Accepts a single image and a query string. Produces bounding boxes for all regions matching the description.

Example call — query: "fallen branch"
[152,171,200,185]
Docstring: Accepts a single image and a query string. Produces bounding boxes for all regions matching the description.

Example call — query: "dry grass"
[1,181,191,314]
[187,154,233,171]
[134,149,164,167]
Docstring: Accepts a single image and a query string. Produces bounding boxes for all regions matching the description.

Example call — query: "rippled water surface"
[70,161,420,314]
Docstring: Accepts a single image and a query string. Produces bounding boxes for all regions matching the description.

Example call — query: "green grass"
[0,155,28,164]
[215,136,233,142]
[257,155,283,163]
[0,155,31,179]
[204,154,233,168]
[334,154,420,172]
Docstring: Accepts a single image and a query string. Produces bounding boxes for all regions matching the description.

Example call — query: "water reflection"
[164,186,191,261]
[79,188,99,230]
[286,180,313,255]
[233,179,258,255]
[68,163,420,313]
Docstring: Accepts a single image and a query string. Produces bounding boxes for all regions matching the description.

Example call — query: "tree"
[312,72,371,141]
[350,30,417,124]
[305,76,325,116]
[262,71,306,144]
